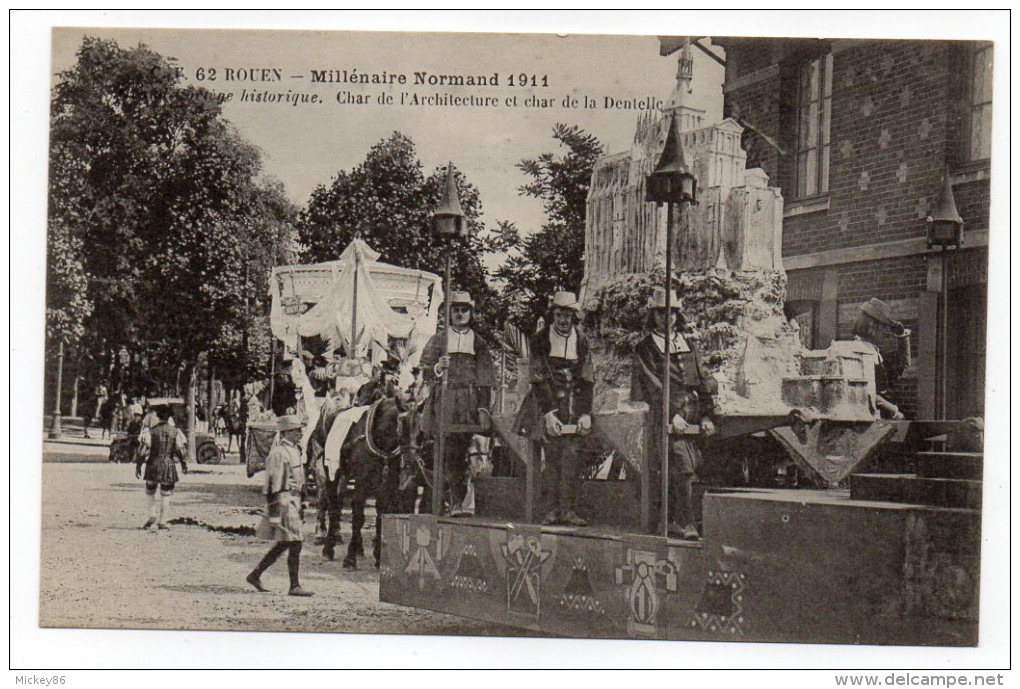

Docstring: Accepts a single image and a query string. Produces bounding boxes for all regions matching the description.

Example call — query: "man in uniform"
[518,291,594,527]
[631,287,717,540]
[419,291,495,516]
[247,415,313,596]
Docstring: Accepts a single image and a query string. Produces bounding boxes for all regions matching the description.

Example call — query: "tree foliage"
[492,123,604,329]
[45,217,93,344]
[48,37,295,396]
[296,132,496,333]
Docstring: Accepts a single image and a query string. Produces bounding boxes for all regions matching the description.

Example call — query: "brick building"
[715,37,992,420]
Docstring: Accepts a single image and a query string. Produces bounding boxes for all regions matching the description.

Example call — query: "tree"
[209,179,298,392]
[45,217,93,346]
[297,132,496,333]
[48,37,297,453]
[493,124,604,328]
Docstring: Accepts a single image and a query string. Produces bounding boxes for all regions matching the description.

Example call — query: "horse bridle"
[361,399,401,461]
[396,400,432,491]
[352,396,430,492]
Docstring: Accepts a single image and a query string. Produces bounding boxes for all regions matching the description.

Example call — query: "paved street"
[39,439,523,637]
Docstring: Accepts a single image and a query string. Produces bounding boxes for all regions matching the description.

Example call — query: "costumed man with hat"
[270,363,298,417]
[135,400,188,530]
[304,351,333,400]
[418,291,496,516]
[247,414,314,596]
[517,291,595,527]
[355,357,401,407]
[851,297,911,419]
[631,287,717,540]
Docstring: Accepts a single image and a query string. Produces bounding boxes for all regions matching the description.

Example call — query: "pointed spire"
[931,174,963,226]
[663,37,694,114]
[436,163,464,217]
[654,113,691,177]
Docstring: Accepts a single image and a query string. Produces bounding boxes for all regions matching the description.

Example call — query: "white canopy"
[269,239,442,367]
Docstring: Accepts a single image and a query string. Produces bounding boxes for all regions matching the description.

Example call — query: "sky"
[50,27,725,243]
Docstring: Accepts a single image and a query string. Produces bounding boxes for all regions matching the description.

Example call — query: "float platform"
[379,487,979,645]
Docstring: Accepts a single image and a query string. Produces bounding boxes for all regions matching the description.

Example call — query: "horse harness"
[349,399,401,461]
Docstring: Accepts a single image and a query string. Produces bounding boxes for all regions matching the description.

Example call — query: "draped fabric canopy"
[270,239,442,367]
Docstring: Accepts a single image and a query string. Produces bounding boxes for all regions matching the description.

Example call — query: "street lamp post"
[645,112,697,538]
[48,339,65,439]
[926,173,964,421]
[431,163,467,516]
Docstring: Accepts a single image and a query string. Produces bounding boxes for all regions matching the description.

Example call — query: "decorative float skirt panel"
[380,490,979,645]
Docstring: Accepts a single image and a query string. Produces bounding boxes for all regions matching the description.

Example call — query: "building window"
[794,53,832,198]
[967,44,993,161]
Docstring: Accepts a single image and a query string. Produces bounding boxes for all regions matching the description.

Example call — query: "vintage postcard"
[13,11,1009,672]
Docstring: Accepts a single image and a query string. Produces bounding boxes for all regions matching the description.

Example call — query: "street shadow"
[161,583,249,595]
[103,525,158,532]
[110,481,263,511]
[42,454,110,464]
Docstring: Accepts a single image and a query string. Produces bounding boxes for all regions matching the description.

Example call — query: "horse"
[309,392,419,569]
[306,393,348,546]
[216,404,245,452]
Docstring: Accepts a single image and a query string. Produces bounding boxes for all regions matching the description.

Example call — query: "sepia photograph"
[11,10,1010,673]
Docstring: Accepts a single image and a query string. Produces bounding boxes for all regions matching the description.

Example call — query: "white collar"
[548,326,578,360]
[652,331,690,354]
[852,335,883,362]
[447,327,475,354]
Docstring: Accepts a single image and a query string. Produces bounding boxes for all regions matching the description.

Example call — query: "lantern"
[927,174,964,248]
[432,162,467,239]
[646,113,697,205]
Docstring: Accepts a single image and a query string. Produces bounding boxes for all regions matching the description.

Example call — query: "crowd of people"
[79,386,141,440]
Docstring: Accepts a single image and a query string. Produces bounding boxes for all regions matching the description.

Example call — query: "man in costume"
[631,287,717,540]
[247,415,314,596]
[419,291,495,516]
[304,351,333,399]
[270,365,298,417]
[518,291,594,527]
[135,401,188,530]
[851,297,911,419]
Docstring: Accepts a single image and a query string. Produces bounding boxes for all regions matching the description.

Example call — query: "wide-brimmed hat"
[449,291,474,308]
[860,298,895,325]
[550,291,580,311]
[276,414,305,431]
[647,287,682,311]
[147,397,184,408]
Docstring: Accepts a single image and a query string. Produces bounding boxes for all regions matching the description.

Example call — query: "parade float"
[268,237,442,373]
[246,238,442,476]
[379,44,982,645]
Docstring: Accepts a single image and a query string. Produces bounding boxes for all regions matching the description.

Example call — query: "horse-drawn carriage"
[255,240,443,563]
